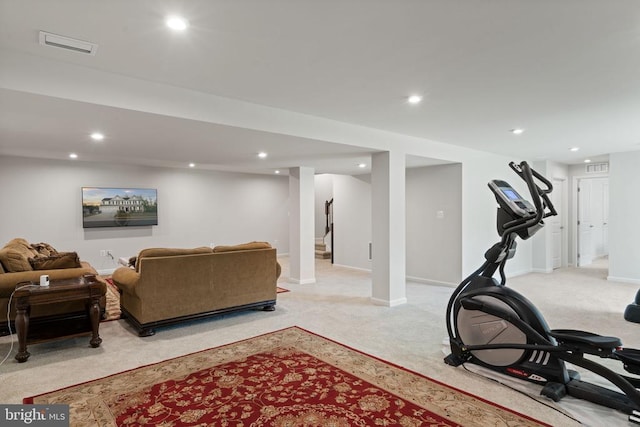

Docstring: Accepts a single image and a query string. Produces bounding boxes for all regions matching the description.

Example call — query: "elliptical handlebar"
[500,161,557,240]
[508,161,557,218]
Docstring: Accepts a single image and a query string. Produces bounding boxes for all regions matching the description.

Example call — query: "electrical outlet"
[100,250,106,257]
[106,250,113,256]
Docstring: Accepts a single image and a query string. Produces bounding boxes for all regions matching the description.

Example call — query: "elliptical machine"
[445,161,640,423]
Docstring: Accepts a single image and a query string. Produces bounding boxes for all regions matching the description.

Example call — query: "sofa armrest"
[112,267,140,295]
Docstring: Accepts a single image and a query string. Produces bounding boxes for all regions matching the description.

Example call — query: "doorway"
[577,177,609,268]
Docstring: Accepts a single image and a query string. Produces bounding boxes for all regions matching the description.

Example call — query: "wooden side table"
[14,274,105,363]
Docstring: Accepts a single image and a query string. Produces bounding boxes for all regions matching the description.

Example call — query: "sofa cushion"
[135,247,212,271]
[0,239,38,272]
[29,252,82,270]
[213,241,272,253]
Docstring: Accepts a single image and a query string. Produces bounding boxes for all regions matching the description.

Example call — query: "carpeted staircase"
[315,238,331,259]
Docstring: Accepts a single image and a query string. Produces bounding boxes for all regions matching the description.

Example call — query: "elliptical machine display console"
[445,161,640,424]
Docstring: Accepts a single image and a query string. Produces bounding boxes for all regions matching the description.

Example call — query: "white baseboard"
[531,268,553,274]
[607,275,640,285]
[370,297,407,307]
[406,276,457,288]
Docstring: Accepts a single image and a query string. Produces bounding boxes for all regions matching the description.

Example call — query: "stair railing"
[324,198,334,264]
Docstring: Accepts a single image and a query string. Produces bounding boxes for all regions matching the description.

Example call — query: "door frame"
[571,173,609,267]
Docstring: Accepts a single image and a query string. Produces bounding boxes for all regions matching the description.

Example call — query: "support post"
[371,151,407,306]
[289,167,316,284]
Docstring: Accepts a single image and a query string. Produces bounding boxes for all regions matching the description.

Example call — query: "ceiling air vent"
[39,31,98,55]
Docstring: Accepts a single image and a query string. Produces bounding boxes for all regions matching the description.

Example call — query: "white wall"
[406,164,462,285]
[332,174,372,270]
[323,156,535,282]
[1,154,538,282]
[608,152,640,284]
[0,156,290,273]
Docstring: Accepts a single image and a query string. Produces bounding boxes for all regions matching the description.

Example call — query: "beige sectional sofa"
[112,242,281,336]
[0,238,105,335]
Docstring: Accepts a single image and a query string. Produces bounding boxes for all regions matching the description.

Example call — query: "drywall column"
[609,152,640,283]
[289,167,316,284]
[371,151,407,306]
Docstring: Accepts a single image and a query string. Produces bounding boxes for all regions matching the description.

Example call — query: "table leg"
[88,296,102,348]
[14,297,30,363]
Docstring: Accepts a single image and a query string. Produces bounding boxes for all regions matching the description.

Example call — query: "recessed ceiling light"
[166,16,189,31]
[189,163,195,168]
[90,132,104,141]
[274,170,281,174]
[407,95,423,104]
[584,159,592,163]
[570,147,580,152]
[258,152,268,159]
[358,163,367,168]
[510,128,524,135]
[69,153,78,159]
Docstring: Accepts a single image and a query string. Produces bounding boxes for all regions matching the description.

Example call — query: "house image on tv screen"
[101,194,147,213]
[82,187,158,228]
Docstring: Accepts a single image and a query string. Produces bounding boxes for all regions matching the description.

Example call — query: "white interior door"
[551,178,564,269]
[578,179,594,266]
[591,178,608,258]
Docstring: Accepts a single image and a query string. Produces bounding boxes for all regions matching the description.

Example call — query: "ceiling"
[1,0,639,174]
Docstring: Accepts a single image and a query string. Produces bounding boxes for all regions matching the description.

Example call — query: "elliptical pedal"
[615,348,640,375]
[548,329,621,355]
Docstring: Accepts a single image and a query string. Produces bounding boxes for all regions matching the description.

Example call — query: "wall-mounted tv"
[82,187,158,228]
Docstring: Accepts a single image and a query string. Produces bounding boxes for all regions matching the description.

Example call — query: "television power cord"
[0,283,40,367]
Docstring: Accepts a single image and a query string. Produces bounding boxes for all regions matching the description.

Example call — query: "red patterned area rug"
[24,327,548,427]
[102,277,121,322]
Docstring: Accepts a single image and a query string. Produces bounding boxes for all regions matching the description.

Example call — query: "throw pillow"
[0,242,36,272]
[29,252,82,270]
[31,242,59,257]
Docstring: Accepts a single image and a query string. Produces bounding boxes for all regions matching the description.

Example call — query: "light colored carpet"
[1,257,638,426]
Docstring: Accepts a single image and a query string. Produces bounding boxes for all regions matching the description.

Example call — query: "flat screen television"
[82,187,158,228]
